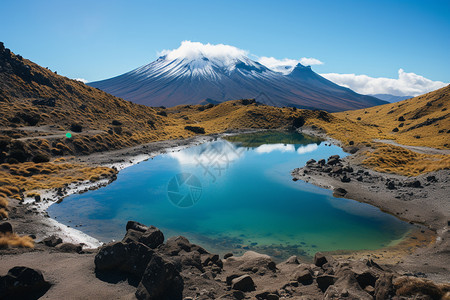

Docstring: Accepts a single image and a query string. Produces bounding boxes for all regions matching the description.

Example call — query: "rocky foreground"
[2,221,449,299]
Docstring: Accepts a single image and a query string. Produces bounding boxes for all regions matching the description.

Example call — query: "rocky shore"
[292,152,450,284]
[2,221,449,299]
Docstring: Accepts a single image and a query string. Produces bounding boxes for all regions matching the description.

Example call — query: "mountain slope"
[305,85,450,175]
[89,43,386,112]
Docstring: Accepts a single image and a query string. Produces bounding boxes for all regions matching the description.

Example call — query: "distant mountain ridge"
[89,43,386,112]
[371,94,413,103]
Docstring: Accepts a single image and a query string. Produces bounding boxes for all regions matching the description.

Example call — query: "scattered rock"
[122,229,143,244]
[332,166,343,174]
[0,266,51,299]
[306,159,316,165]
[255,291,279,300]
[386,181,396,190]
[314,252,328,267]
[161,236,192,256]
[285,255,299,264]
[42,235,63,247]
[356,271,377,289]
[231,275,256,292]
[136,254,184,300]
[316,274,335,292]
[224,252,234,259]
[55,243,82,253]
[294,269,313,284]
[341,175,351,183]
[138,226,164,249]
[333,188,347,197]
[0,222,13,234]
[95,241,154,277]
[405,180,422,188]
[126,220,149,233]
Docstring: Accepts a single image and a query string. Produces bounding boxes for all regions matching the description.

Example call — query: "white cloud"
[158,41,248,67]
[255,143,318,154]
[73,78,88,83]
[255,144,295,154]
[321,69,447,96]
[296,144,318,154]
[258,56,323,74]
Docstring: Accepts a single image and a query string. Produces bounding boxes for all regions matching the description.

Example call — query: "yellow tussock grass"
[0,233,34,248]
[363,144,450,176]
[0,208,8,218]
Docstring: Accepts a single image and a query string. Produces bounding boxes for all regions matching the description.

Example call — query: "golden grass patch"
[0,232,34,248]
[363,144,450,176]
[0,208,8,218]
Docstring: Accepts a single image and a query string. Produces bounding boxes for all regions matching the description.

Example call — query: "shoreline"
[293,127,450,282]
[9,130,262,249]
[4,128,449,283]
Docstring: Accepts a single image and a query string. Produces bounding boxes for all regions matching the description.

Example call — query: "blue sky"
[1,0,448,94]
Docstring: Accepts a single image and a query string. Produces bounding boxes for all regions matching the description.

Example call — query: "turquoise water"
[48,131,412,260]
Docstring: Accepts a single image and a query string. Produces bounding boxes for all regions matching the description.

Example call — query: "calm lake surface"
[48,131,412,260]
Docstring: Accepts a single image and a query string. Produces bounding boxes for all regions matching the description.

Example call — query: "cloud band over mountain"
[321,69,447,97]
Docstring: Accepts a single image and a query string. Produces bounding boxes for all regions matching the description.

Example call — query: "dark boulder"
[374,274,394,300]
[138,226,164,249]
[294,269,313,284]
[179,251,203,272]
[256,291,279,300]
[316,274,336,292]
[386,181,396,190]
[327,157,340,165]
[356,271,378,289]
[306,159,316,165]
[122,229,143,244]
[331,166,343,174]
[55,243,82,253]
[224,252,234,259]
[184,126,205,134]
[343,166,354,173]
[42,235,62,247]
[405,180,422,188]
[333,188,347,197]
[0,266,51,299]
[426,175,437,182]
[231,274,256,292]
[160,236,192,256]
[317,159,326,166]
[95,242,128,271]
[341,175,351,183]
[226,274,245,285]
[126,220,149,233]
[136,254,183,300]
[95,241,154,278]
[285,255,299,264]
[0,222,13,234]
[314,252,328,267]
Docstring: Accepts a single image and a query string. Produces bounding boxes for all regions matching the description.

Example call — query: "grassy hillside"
[306,85,450,176]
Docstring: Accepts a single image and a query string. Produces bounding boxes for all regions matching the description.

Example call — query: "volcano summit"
[89,41,386,111]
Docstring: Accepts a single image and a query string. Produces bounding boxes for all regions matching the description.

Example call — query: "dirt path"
[373,139,450,155]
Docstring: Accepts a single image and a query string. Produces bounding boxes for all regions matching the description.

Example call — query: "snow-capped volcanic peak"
[150,41,268,79]
[89,41,387,111]
[160,41,248,68]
